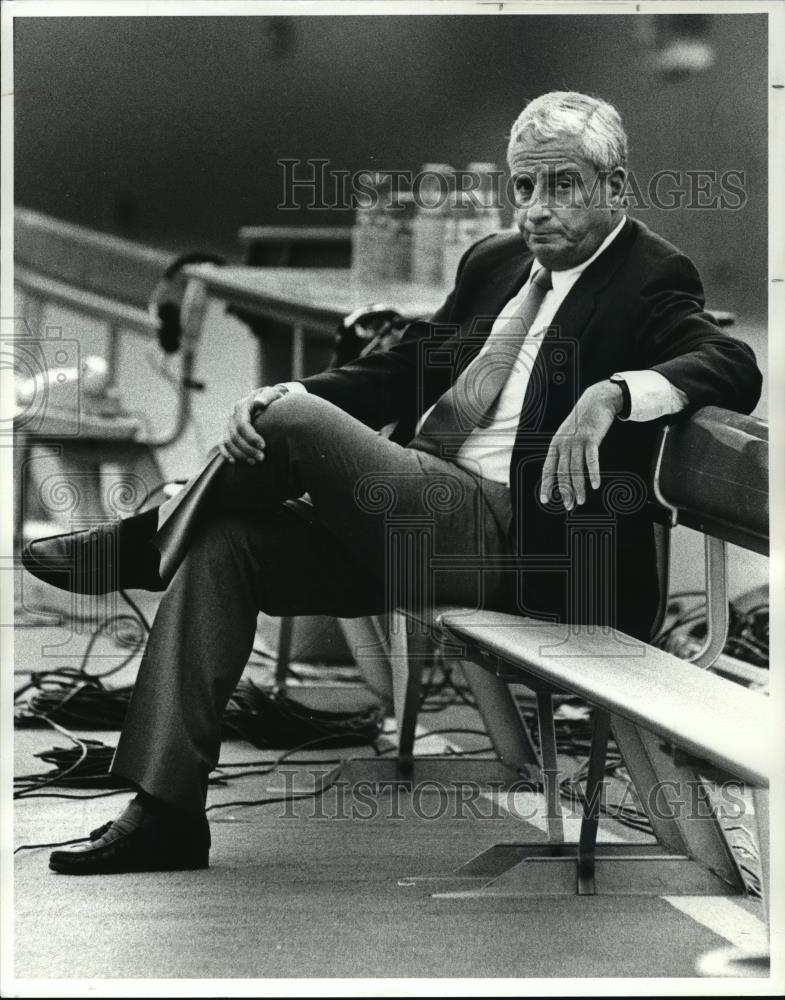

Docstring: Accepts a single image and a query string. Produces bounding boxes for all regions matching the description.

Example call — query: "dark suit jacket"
[301,217,762,639]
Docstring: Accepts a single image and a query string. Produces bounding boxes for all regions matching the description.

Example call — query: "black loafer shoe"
[49,799,210,875]
[22,506,165,595]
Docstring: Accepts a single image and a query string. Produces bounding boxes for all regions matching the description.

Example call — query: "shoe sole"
[49,856,209,875]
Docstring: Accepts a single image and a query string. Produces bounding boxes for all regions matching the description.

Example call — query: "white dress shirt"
[285,216,688,485]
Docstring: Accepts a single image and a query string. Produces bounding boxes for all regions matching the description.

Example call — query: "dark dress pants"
[111,392,515,813]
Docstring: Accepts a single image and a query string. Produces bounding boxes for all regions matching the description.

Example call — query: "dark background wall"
[14,13,767,318]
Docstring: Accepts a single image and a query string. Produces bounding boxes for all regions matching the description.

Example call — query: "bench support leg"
[576,709,611,894]
[611,716,746,892]
[457,661,541,779]
[337,614,395,709]
[401,708,747,900]
[274,616,295,695]
[535,691,564,844]
[389,610,424,778]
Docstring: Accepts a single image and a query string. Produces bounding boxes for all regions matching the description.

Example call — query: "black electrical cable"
[395,746,496,760]
[418,655,476,712]
[205,764,344,814]
[15,610,143,698]
[204,733,377,813]
[405,726,489,743]
[15,593,151,729]
[14,835,99,856]
[205,728,497,813]
[118,589,152,634]
[376,728,494,758]
[654,588,769,669]
[216,755,365,769]
[14,732,361,853]
[15,789,131,803]
[14,715,91,800]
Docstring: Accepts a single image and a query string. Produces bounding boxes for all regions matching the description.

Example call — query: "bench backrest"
[652,406,768,555]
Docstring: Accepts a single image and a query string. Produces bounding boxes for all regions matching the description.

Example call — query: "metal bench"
[395,407,769,914]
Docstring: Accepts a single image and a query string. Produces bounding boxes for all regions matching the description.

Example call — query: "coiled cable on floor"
[221,676,385,749]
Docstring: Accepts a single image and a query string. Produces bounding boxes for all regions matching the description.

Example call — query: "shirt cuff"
[277,381,308,395]
[612,370,689,422]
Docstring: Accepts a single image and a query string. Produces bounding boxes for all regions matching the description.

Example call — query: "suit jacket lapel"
[463,252,535,339]
[516,216,637,438]
[547,215,636,341]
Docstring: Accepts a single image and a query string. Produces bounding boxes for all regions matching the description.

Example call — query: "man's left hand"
[540,381,624,510]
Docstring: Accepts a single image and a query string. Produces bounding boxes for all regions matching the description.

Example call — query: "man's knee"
[251,390,321,439]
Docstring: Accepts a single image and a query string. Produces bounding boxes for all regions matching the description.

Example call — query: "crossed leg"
[111,392,515,813]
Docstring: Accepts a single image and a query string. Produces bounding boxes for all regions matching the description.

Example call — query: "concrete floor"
[8,594,771,987]
[13,725,769,983]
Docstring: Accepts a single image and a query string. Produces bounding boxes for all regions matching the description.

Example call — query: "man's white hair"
[507,91,628,172]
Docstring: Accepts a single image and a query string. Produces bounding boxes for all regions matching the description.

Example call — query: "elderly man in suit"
[24,91,761,874]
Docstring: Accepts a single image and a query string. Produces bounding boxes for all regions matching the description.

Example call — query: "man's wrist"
[590,379,625,417]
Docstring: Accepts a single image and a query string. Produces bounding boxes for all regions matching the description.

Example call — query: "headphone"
[149,251,226,354]
[331,304,406,369]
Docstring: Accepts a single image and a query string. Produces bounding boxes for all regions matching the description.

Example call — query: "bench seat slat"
[437,610,770,788]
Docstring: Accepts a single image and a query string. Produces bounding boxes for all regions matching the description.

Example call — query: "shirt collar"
[530,215,627,295]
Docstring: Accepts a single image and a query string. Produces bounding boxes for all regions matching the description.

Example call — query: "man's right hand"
[219,384,288,464]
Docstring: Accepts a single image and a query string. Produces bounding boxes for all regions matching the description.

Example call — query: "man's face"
[509,132,625,271]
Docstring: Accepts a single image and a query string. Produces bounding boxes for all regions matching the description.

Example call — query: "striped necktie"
[409,266,552,454]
